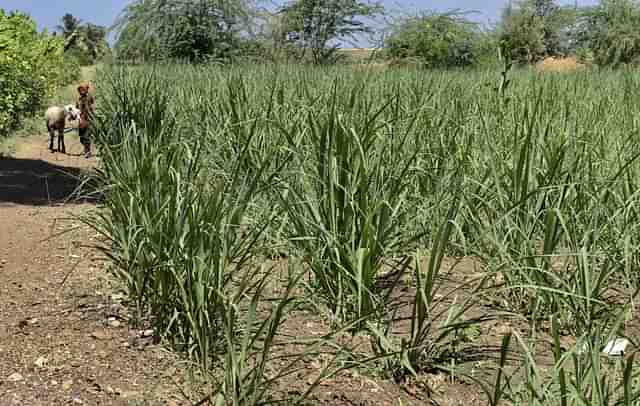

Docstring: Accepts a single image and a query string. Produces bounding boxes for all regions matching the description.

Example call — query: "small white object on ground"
[108,318,121,328]
[7,373,24,382]
[34,356,48,368]
[603,338,629,356]
[62,380,73,390]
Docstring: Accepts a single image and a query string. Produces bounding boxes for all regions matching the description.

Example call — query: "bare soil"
[535,56,585,73]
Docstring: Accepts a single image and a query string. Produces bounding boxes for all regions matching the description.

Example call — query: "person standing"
[76,83,95,158]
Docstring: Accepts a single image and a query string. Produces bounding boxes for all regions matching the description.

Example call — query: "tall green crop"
[87,63,640,403]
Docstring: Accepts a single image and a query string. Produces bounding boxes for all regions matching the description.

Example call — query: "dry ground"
[535,56,585,73]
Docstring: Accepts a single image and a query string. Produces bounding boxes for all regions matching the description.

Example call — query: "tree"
[57,13,109,65]
[574,0,640,66]
[83,23,109,61]
[112,0,252,62]
[500,3,546,63]
[499,0,575,63]
[278,0,382,64]
[58,13,82,51]
[0,10,72,136]
[530,0,562,53]
[385,11,481,68]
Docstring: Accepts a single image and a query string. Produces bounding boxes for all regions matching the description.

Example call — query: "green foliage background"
[385,12,484,68]
[0,9,79,137]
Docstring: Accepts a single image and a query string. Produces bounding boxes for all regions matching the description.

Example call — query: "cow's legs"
[58,128,66,154]
[49,127,55,152]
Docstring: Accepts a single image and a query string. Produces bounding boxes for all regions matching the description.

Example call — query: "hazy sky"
[2,0,600,43]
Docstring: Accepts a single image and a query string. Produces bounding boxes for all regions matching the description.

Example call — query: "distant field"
[336,47,377,61]
[535,56,585,72]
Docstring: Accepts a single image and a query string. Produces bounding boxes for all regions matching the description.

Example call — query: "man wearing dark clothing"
[76,83,95,158]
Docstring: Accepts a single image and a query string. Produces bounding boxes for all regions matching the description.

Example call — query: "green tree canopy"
[575,0,640,66]
[385,11,482,68]
[57,13,109,65]
[278,0,382,64]
[58,13,82,45]
[499,0,576,63]
[112,0,252,62]
[0,10,74,136]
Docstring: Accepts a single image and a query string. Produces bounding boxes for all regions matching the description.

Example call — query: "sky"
[2,0,600,45]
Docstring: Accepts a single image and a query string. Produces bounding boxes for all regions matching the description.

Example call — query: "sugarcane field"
[2,1,640,405]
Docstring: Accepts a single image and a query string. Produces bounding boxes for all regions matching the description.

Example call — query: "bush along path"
[0,137,199,405]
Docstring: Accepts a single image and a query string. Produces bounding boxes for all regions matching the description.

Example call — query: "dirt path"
[0,136,194,405]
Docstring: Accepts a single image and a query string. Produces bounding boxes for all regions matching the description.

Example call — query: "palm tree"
[57,13,82,51]
[84,23,108,60]
[57,13,109,63]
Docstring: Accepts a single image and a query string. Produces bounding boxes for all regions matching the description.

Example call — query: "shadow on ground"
[0,156,96,206]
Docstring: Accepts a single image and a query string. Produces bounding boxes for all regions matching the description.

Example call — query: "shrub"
[575,0,640,66]
[0,9,77,137]
[385,12,481,69]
